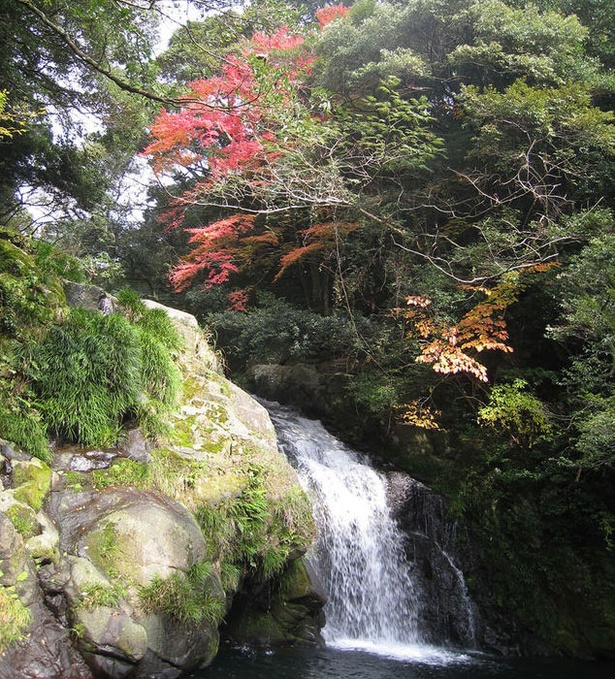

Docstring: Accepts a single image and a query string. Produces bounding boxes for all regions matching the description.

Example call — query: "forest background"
[1,0,614,656]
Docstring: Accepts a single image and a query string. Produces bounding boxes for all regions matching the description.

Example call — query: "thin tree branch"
[15,0,181,107]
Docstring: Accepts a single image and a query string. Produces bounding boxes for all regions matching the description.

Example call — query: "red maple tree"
[143,19,351,303]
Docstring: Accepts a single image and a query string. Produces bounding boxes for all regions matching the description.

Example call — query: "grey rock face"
[1,301,320,678]
[0,513,93,679]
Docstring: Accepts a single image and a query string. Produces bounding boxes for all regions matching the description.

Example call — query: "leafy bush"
[31,239,86,283]
[0,238,59,338]
[208,297,373,368]
[478,378,553,449]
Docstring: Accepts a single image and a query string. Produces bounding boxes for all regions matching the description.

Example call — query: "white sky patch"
[155,0,215,55]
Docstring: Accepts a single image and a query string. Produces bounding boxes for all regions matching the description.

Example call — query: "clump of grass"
[138,561,225,626]
[0,383,51,463]
[29,294,183,447]
[32,307,143,446]
[0,586,31,651]
[220,562,242,593]
[114,287,146,322]
[77,581,127,610]
[195,467,315,584]
[1,237,183,458]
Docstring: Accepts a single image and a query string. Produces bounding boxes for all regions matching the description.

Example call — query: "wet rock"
[47,487,225,678]
[224,558,326,647]
[116,429,152,464]
[0,513,93,679]
[69,451,117,473]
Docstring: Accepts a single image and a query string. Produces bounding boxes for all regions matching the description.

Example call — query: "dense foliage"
[1,0,614,656]
[0,231,183,456]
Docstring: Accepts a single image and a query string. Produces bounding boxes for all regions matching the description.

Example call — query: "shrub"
[478,378,553,449]
[32,308,143,446]
[208,298,370,368]
[30,299,182,447]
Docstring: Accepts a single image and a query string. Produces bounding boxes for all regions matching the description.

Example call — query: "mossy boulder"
[47,487,225,678]
[11,457,52,511]
[0,513,92,679]
[1,292,320,678]
[79,494,208,584]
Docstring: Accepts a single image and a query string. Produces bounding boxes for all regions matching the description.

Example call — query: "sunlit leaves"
[450,0,591,87]
[400,399,442,430]
[477,378,552,449]
[404,273,524,382]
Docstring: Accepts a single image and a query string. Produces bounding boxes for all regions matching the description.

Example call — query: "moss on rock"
[12,458,51,511]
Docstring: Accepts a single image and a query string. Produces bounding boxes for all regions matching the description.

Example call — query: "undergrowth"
[1,234,184,455]
[0,586,31,651]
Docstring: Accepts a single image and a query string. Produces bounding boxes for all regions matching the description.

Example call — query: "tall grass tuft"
[31,300,183,447]
[32,308,142,446]
[138,561,225,626]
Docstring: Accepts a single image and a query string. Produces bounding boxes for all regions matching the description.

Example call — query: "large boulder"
[46,487,225,679]
[0,300,320,678]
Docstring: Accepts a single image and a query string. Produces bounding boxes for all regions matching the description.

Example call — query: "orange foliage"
[168,214,256,291]
[227,289,250,312]
[275,221,358,280]
[400,400,442,430]
[316,4,351,28]
[403,274,526,382]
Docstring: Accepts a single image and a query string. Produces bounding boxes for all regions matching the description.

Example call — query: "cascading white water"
[266,402,474,662]
[296,436,422,645]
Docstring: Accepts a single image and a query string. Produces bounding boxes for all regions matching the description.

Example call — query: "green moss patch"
[92,459,150,490]
[5,503,39,539]
[12,459,51,511]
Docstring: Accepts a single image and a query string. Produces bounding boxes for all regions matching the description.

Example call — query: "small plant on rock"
[138,561,225,626]
[0,586,31,651]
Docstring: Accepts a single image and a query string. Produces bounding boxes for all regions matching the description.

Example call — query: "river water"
[192,645,615,679]
[194,403,615,678]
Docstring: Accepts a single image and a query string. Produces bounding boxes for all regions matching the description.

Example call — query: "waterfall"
[265,402,477,660]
